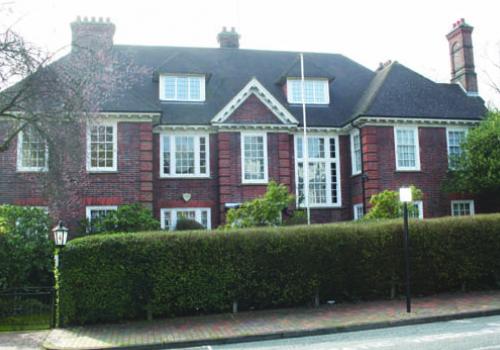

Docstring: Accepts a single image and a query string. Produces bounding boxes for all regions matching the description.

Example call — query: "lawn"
[0,313,52,332]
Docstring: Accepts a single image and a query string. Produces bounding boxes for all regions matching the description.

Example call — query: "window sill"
[159,175,212,179]
[87,170,119,174]
[395,168,421,172]
[241,181,268,185]
[16,169,48,173]
[351,172,362,178]
[297,205,342,209]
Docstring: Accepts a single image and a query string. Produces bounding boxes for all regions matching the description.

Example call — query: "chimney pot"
[217,26,240,48]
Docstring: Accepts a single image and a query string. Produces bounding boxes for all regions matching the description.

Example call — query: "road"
[195,315,500,350]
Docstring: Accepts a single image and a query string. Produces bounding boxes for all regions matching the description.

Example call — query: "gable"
[211,78,298,126]
[225,94,284,124]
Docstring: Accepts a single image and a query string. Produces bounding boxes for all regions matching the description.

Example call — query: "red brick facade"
[0,116,489,236]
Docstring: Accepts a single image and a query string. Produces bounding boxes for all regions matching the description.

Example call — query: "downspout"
[351,121,367,215]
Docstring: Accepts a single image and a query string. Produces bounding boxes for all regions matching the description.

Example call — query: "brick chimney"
[446,18,478,96]
[217,27,240,48]
[71,16,115,52]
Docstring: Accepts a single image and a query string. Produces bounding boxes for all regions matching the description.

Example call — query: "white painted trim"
[211,78,298,125]
[350,129,361,176]
[446,127,469,169]
[394,126,421,172]
[90,112,158,122]
[16,129,49,172]
[215,123,296,132]
[352,116,481,128]
[86,120,118,173]
[85,205,118,221]
[241,131,269,184]
[451,200,475,216]
[353,203,364,220]
[154,125,216,133]
[160,207,212,230]
[286,77,330,105]
[159,132,210,179]
[294,134,342,208]
[159,74,206,102]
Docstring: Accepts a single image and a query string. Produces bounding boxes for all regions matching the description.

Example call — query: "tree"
[0,7,150,220]
[364,185,423,220]
[225,181,294,229]
[446,111,500,196]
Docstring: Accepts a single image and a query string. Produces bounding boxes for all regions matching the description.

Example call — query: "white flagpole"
[300,53,311,225]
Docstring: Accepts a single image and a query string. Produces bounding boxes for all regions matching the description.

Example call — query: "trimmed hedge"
[59,214,500,325]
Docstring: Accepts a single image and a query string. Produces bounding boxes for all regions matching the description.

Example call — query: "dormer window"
[286,78,329,105]
[159,74,205,102]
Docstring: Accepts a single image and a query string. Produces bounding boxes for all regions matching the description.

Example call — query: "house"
[0,17,489,235]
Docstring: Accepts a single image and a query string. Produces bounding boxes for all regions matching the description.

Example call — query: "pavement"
[22,290,500,350]
[0,330,49,350]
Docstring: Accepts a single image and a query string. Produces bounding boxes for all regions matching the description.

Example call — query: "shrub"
[175,219,205,231]
[58,214,500,325]
[283,210,307,226]
[225,181,294,228]
[365,185,423,220]
[81,203,160,234]
[0,205,54,288]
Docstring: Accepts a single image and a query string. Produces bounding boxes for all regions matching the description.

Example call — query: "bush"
[225,181,294,228]
[283,210,307,226]
[58,214,500,325]
[0,205,54,288]
[81,203,160,234]
[365,185,423,220]
[175,219,205,231]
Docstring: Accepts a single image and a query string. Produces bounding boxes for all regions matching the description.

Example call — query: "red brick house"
[0,18,490,235]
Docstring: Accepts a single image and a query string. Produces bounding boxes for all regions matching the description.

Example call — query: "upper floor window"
[394,127,420,171]
[87,122,117,172]
[17,126,48,172]
[451,200,475,216]
[287,78,329,105]
[295,135,341,207]
[241,132,268,184]
[447,128,467,168]
[159,74,205,102]
[351,130,362,175]
[160,133,209,178]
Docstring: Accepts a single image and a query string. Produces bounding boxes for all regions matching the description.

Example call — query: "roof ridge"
[351,61,396,118]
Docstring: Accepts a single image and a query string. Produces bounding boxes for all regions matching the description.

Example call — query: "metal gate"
[0,287,55,331]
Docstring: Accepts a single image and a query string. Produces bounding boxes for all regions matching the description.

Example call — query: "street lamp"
[52,221,68,267]
[399,187,412,313]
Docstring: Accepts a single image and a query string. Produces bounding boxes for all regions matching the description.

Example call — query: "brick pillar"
[278,133,292,191]
[138,123,153,209]
[218,132,240,223]
[361,127,380,209]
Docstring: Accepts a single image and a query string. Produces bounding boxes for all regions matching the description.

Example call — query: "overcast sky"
[4,0,500,108]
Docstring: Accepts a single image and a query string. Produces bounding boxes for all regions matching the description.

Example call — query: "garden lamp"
[399,187,412,313]
[52,221,68,248]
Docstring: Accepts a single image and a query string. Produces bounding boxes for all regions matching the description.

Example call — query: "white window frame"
[16,127,49,172]
[86,121,118,172]
[451,200,475,216]
[160,207,211,230]
[394,126,421,171]
[409,200,424,219]
[159,74,206,102]
[241,132,268,184]
[350,129,362,175]
[286,78,330,105]
[294,134,342,208]
[85,206,118,222]
[353,203,364,220]
[446,127,468,169]
[159,132,210,178]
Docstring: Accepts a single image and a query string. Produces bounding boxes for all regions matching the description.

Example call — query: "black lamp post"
[399,187,412,313]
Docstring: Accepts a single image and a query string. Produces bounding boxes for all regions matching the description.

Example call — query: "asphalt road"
[202,315,500,350]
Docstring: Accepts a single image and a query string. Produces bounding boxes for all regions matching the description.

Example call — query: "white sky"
[4,0,500,108]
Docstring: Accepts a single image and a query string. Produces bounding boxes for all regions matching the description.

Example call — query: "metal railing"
[0,287,55,330]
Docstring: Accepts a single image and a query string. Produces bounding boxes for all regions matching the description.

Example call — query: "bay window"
[159,74,205,102]
[295,135,341,207]
[287,78,329,104]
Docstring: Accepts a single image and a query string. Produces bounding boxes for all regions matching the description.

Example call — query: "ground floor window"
[353,203,364,220]
[85,206,118,223]
[408,200,424,219]
[451,200,475,216]
[161,208,211,230]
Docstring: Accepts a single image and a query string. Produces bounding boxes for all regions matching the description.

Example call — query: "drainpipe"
[351,121,367,215]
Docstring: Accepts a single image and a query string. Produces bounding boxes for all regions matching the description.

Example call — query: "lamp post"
[399,187,412,313]
[52,221,68,267]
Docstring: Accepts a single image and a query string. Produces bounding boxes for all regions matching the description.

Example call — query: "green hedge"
[59,214,500,325]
